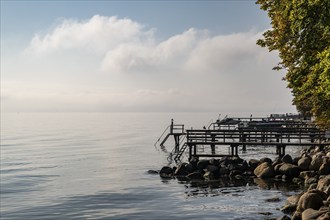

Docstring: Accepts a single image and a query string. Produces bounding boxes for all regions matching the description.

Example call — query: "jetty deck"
[155,114,330,163]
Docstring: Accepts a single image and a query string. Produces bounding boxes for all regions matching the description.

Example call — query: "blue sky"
[1,0,296,114]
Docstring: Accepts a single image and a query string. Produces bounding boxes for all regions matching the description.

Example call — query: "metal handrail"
[154,125,170,147]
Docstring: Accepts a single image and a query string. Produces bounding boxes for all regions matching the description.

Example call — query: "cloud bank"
[3,15,295,113]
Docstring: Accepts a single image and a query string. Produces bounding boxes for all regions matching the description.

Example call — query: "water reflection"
[166,176,303,198]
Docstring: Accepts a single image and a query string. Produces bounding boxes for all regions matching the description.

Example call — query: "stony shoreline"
[159,145,330,220]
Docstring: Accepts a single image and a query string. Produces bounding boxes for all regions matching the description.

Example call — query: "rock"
[298,156,311,170]
[308,189,328,200]
[219,166,230,175]
[293,177,303,184]
[233,174,244,180]
[302,208,327,220]
[260,157,273,165]
[306,177,319,186]
[187,172,204,180]
[248,159,260,170]
[197,159,209,170]
[147,170,159,174]
[254,162,275,178]
[308,183,318,191]
[189,157,198,168]
[292,211,302,220]
[227,163,245,172]
[324,186,330,195]
[317,175,330,193]
[265,197,280,202]
[277,215,291,220]
[300,170,317,180]
[207,165,219,173]
[281,154,293,164]
[159,166,174,178]
[319,160,330,175]
[185,163,195,174]
[317,212,330,220]
[209,158,220,166]
[203,171,215,180]
[293,156,301,165]
[287,193,303,206]
[280,194,302,214]
[174,163,189,176]
[274,163,284,174]
[310,154,324,171]
[279,163,301,177]
[232,156,244,164]
[297,191,324,212]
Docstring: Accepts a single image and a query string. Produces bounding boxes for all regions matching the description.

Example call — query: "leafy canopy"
[256,0,330,129]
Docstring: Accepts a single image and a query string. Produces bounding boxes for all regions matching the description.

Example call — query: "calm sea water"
[1,112,303,220]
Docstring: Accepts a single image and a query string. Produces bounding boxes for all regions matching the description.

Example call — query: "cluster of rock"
[278,146,330,220]
[159,145,330,220]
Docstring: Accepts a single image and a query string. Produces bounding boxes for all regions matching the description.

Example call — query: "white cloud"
[26,15,153,54]
[2,15,295,113]
[25,16,266,75]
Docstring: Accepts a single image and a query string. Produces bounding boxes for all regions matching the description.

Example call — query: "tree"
[256,0,330,129]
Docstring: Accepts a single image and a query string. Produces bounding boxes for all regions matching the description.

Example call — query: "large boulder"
[248,159,260,171]
[197,159,209,171]
[319,159,330,175]
[301,208,327,220]
[309,154,324,171]
[297,191,324,212]
[317,175,330,194]
[298,156,311,170]
[317,212,330,220]
[254,162,275,179]
[279,163,301,177]
[281,154,293,164]
[260,157,273,165]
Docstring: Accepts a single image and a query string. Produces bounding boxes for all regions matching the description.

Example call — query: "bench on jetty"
[155,114,329,163]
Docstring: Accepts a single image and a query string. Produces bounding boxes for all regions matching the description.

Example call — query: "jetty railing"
[156,115,329,163]
[185,127,327,161]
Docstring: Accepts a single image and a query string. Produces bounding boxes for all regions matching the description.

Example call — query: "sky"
[1,0,297,114]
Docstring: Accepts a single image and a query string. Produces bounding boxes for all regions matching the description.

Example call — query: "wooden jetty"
[155,114,330,163]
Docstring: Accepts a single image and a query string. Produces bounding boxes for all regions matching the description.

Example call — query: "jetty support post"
[276,144,286,156]
[188,144,192,162]
[230,144,239,156]
[188,143,197,161]
[211,134,216,155]
[242,133,247,151]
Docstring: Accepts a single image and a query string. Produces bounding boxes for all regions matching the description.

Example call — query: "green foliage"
[256,0,330,129]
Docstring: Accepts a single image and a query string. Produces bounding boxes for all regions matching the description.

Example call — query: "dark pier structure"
[155,114,330,163]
